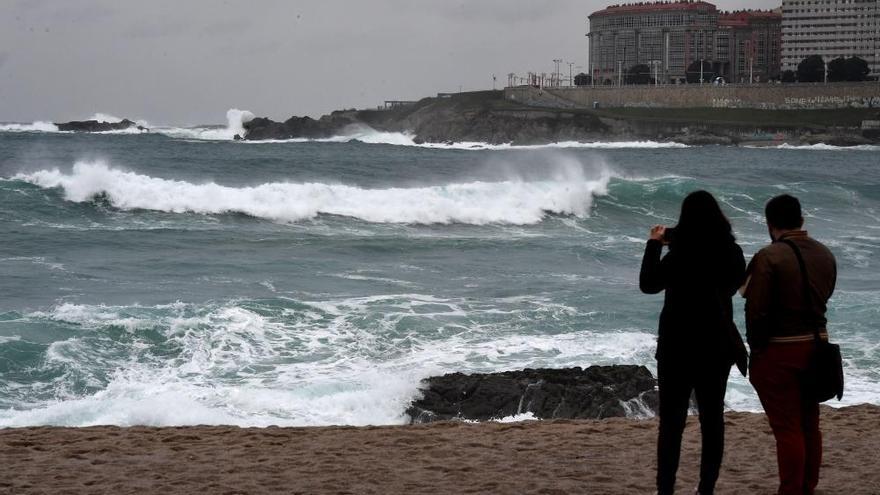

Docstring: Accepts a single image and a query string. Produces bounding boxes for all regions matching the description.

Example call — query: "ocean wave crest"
[153,108,254,140]
[0,121,61,133]
[14,159,612,225]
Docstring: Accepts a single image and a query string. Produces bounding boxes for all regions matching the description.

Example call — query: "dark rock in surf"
[406,365,658,423]
[242,112,361,141]
[55,119,146,133]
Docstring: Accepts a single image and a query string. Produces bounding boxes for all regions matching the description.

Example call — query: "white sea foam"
[0,298,656,427]
[770,143,880,151]
[153,108,255,140]
[0,121,61,132]
[2,294,877,427]
[15,159,613,225]
[88,113,123,123]
[240,128,690,150]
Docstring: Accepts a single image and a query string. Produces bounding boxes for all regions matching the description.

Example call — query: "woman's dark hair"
[671,190,734,247]
[765,194,803,230]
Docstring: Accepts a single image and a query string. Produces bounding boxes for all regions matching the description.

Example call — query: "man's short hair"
[765,194,804,230]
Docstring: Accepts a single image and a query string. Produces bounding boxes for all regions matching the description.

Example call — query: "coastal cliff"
[242,90,880,146]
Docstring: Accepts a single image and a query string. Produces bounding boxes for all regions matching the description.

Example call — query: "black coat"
[640,238,746,366]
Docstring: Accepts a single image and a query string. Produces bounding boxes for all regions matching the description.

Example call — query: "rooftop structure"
[590,0,718,17]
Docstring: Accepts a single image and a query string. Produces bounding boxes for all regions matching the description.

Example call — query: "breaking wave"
[0,121,61,132]
[154,108,255,140]
[0,297,660,427]
[88,113,123,123]
[14,159,613,225]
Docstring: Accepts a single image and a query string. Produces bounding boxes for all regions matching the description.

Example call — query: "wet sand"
[1,404,878,494]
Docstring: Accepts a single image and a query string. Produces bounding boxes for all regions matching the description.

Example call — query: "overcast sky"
[1,0,773,125]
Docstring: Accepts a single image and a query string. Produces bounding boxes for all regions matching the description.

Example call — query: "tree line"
[783,55,871,83]
[571,56,871,85]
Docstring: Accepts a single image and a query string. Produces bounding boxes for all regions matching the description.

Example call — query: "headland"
[242,83,880,147]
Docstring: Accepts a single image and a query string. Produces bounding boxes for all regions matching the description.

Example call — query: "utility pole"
[553,59,562,87]
[568,61,574,87]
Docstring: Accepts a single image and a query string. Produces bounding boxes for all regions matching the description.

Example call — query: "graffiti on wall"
[712,98,745,108]
[784,95,880,109]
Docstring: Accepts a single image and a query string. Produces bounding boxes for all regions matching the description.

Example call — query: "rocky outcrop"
[406,365,658,424]
[242,92,613,145]
[242,111,360,141]
[55,119,146,132]
[241,90,879,146]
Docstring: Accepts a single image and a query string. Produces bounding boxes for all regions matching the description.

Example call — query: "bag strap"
[779,239,822,342]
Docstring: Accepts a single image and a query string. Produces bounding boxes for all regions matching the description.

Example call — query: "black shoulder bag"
[781,239,844,402]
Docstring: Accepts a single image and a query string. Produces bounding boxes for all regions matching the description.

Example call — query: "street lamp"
[553,59,563,87]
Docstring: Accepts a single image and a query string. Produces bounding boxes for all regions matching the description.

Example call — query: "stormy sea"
[1,112,878,427]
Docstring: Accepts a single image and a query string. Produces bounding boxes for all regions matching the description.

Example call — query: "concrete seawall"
[505,83,880,110]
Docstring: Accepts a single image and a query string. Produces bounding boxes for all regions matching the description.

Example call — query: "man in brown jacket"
[744,194,837,495]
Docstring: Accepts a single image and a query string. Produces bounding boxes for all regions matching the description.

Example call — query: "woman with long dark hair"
[640,190,747,495]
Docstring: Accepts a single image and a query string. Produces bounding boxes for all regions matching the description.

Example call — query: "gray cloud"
[124,18,191,40]
[201,19,253,37]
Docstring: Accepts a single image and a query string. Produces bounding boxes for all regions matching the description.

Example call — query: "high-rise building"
[587,1,784,84]
[780,0,879,78]
[717,10,783,83]
[588,1,719,84]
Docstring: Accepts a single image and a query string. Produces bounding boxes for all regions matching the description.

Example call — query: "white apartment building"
[781,0,880,77]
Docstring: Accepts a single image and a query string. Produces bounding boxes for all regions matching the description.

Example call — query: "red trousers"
[750,341,821,495]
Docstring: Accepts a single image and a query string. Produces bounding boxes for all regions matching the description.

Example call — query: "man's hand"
[649,225,667,242]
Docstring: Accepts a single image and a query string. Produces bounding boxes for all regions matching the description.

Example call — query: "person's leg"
[801,398,821,495]
[657,360,693,495]
[750,345,807,495]
[694,363,731,495]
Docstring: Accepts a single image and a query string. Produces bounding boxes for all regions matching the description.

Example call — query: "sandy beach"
[0,404,877,495]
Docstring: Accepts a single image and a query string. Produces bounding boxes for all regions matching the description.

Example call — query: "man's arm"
[744,250,773,349]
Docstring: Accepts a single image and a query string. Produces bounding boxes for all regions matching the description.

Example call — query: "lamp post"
[553,59,563,87]
[568,61,575,87]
